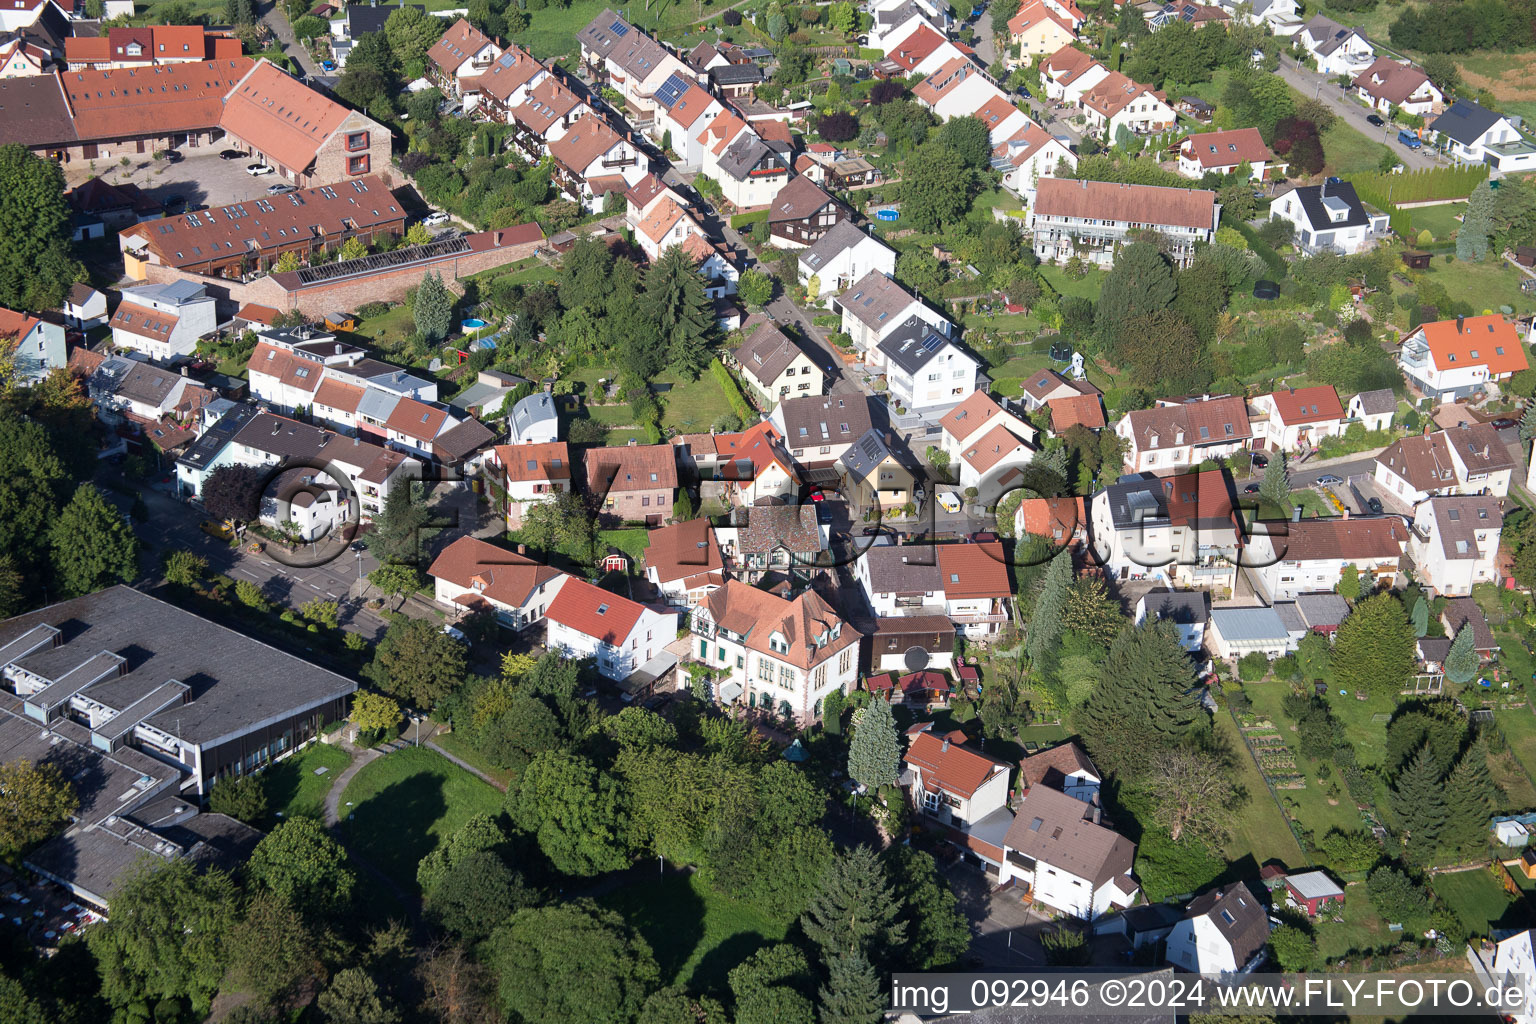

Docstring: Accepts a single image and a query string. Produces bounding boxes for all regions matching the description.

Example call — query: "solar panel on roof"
[610,19,629,35]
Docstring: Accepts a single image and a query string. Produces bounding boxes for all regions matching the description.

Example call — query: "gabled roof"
[1260,385,1344,426]
[959,423,1030,474]
[1008,0,1076,37]
[1431,98,1505,145]
[1421,495,1502,562]
[637,196,691,244]
[768,174,836,225]
[548,116,624,173]
[801,219,884,272]
[1019,367,1080,404]
[1138,587,1208,625]
[1016,496,1086,540]
[495,441,570,483]
[1301,13,1364,56]
[1184,883,1269,965]
[714,420,795,481]
[838,271,918,330]
[885,22,945,71]
[1351,388,1396,415]
[905,726,1009,799]
[666,81,717,129]
[701,579,856,670]
[585,443,677,494]
[0,74,74,147]
[936,542,1010,599]
[480,44,545,103]
[837,427,897,483]
[1080,70,1160,120]
[863,543,942,594]
[1043,43,1100,83]
[427,17,492,77]
[219,59,355,173]
[645,517,722,586]
[1020,741,1099,791]
[1352,57,1433,105]
[428,535,563,609]
[109,301,178,344]
[912,55,980,108]
[312,377,364,413]
[941,391,1017,443]
[1409,314,1528,377]
[0,307,40,343]
[1181,127,1273,169]
[878,314,955,375]
[64,57,252,143]
[511,74,581,134]
[777,393,874,450]
[1279,181,1369,230]
[1003,784,1135,886]
[1120,395,1250,451]
[1034,177,1216,230]
[576,8,631,63]
[383,396,450,442]
[1049,392,1106,431]
[1252,516,1406,561]
[1443,596,1495,651]
[544,576,648,644]
[734,319,812,384]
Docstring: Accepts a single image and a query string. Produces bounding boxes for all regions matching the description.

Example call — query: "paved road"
[1275,57,1441,172]
[260,0,321,81]
[1232,454,1381,489]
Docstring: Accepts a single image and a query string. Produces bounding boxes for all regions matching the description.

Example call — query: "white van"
[936,491,961,514]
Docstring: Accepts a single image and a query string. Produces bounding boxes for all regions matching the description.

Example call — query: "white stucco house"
[1298,15,1374,77]
[1408,495,1503,597]
[428,534,570,630]
[543,577,677,684]
[1166,884,1271,974]
[799,221,897,304]
[998,785,1138,920]
[1268,181,1388,256]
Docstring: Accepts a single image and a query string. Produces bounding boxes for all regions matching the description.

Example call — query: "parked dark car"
[1366,114,1385,127]
[1366,497,1384,514]
[219,149,243,159]
[1490,417,1518,430]
[1250,453,1269,468]
[1244,483,1261,494]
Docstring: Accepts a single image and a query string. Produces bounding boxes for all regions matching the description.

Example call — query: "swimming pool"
[461,318,489,330]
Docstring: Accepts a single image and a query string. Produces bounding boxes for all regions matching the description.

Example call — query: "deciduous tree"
[900,143,976,232]
[87,860,238,1016]
[208,773,267,824]
[364,616,466,709]
[246,816,357,919]
[738,269,774,308]
[0,759,77,855]
[49,483,138,597]
[163,548,208,587]
[505,751,630,875]
[350,690,401,735]
[384,4,440,71]
[936,116,991,168]
[1147,746,1243,849]
[488,904,659,1024]
[0,144,83,310]
[203,464,267,523]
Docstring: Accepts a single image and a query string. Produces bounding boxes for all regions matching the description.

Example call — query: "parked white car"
[421,212,451,227]
[246,163,274,176]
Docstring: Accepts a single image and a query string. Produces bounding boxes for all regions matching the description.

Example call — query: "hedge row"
[711,358,755,422]
[1345,164,1489,203]
[729,209,770,229]
[1221,214,1287,280]
[1347,178,1414,239]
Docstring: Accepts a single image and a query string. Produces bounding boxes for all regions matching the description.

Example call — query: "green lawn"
[510,0,732,58]
[348,304,416,348]
[432,729,513,789]
[1392,257,1536,317]
[1407,202,1465,243]
[1495,708,1536,795]
[598,527,652,565]
[338,746,504,894]
[1215,710,1307,870]
[598,871,787,997]
[1039,263,1106,300]
[259,742,352,829]
[468,256,555,292]
[659,369,735,435]
[1431,869,1521,940]
[1321,117,1396,177]
[1314,882,1401,960]
[977,186,1025,213]
[1243,683,1393,841]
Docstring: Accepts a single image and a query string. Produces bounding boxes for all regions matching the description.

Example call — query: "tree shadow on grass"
[340,771,447,894]
[689,930,774,999]
[600,871,707,988]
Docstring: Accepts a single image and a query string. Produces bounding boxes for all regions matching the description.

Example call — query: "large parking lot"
[67,143,292,213]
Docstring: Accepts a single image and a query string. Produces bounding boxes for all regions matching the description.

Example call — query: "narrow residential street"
[1274,56,1442,172]
[259,0,320,81]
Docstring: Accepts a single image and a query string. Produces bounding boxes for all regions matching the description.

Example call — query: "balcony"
[950,612,1009,624]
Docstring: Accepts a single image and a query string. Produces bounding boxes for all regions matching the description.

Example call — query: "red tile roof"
[219,59,353,173]
[1049,392,1106,431]
[247,341,324,394]
[702,580,856,670]
[544,576,647,644]
[886,23,944,71]
[312,377,364,414]
[1008,0,1076,37]
[645,517,723,585]
[937,542,1010,599]
[668,82,717,129]
[959,423,1030,474]
[63,58,252,142]
[234,303,280,326]
[1016,496,1086,540]
[940,391,1016,443]
[385,396,450,442]
[905,726,1007,798]
[1181,127,1273,170]
[480,44,545,103]
[1412,315,1529,377]
[1262,385,1343,426]
[427,17,493,77]
[0,307,40,343]
[585,443,678,493]
[1035,177,1215,230]
[109,301,177,342]
[1020,741,1098,790]
[428,534,564,608]
[495,441,571,483]
[549,117,624,174]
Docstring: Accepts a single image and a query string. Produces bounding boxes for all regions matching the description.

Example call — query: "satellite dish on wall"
[903,646,930,672]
